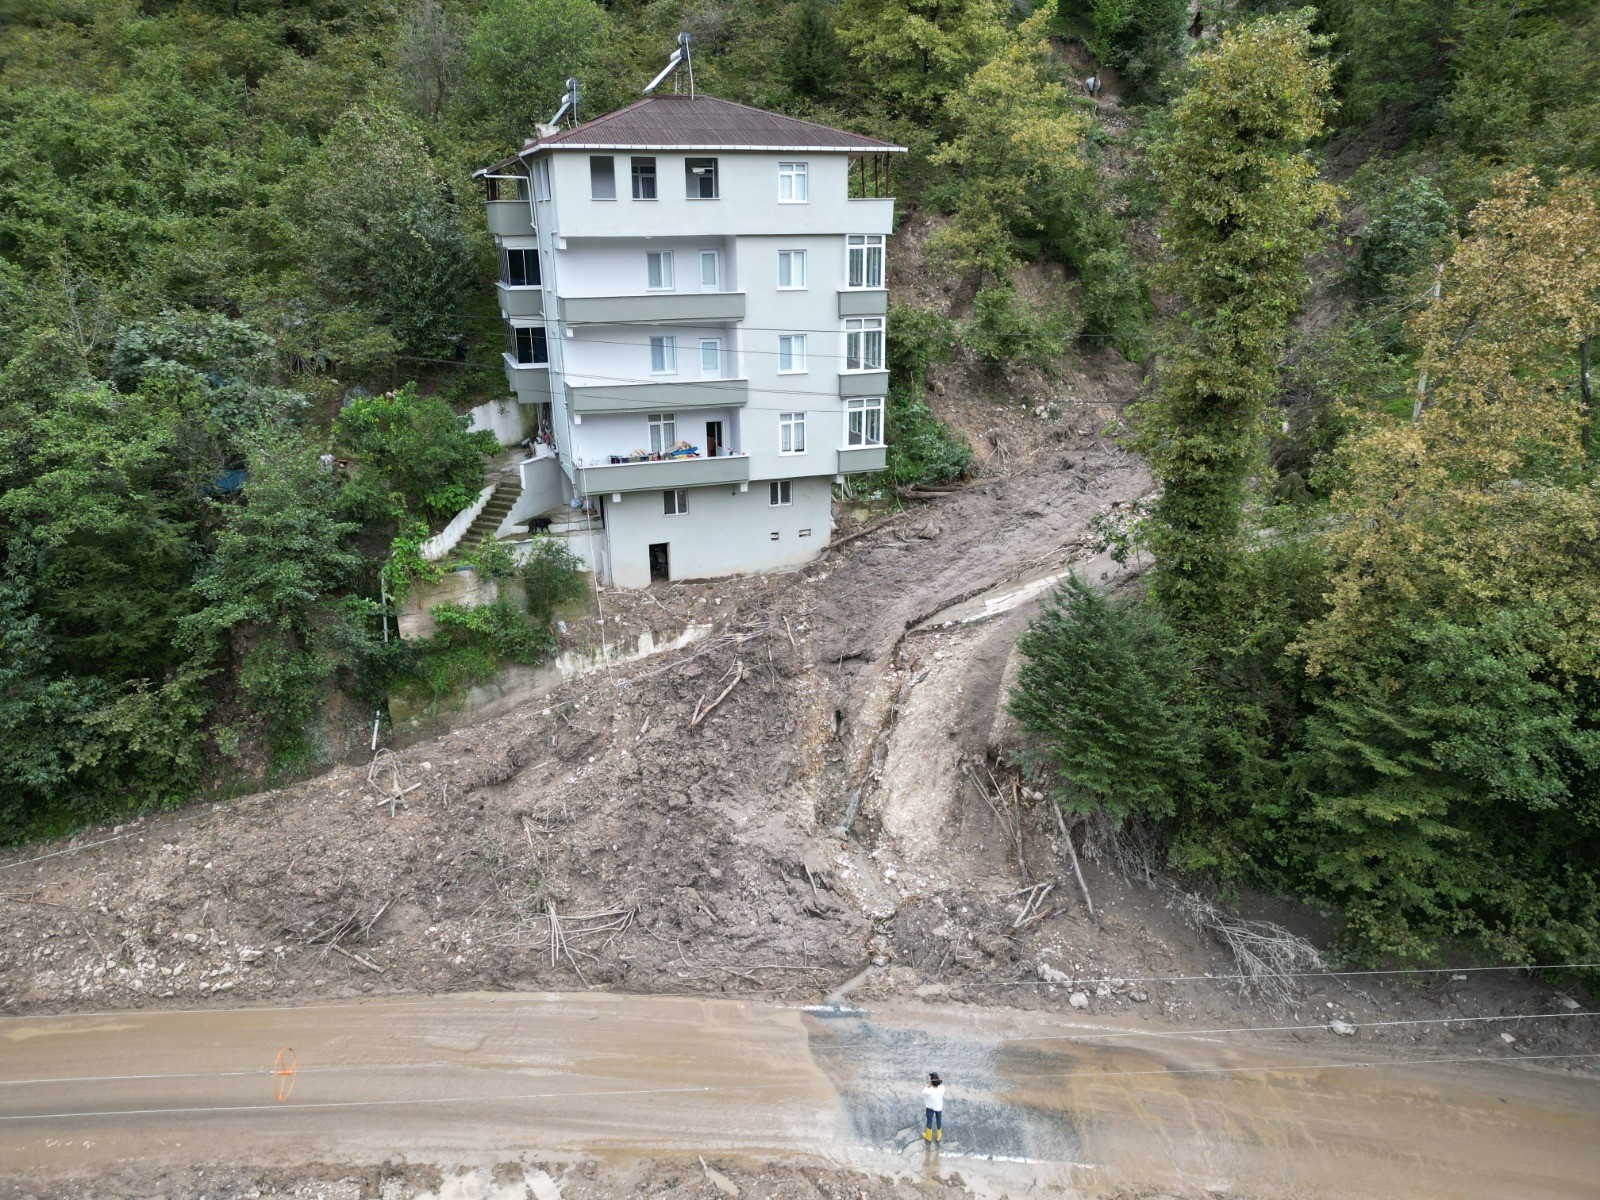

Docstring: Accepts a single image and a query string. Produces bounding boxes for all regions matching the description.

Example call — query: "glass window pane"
[631,157,657,199]
[590,157,616,199]
[700,251,718,289]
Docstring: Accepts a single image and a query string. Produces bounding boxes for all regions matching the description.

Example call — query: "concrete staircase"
[462,479,519,547]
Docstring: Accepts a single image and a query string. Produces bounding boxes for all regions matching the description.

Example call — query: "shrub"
[522,536,585,625]
[962,284,1073,373]
[333,382,495,520]
[883,390,973,488]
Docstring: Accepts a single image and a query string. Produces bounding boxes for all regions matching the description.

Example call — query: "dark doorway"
[705,420,723,458]
[649,542,669,582]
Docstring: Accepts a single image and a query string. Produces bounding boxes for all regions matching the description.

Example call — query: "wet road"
[2,993,1597,1197]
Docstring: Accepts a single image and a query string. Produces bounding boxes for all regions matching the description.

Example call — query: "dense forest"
[2,0,1598,968]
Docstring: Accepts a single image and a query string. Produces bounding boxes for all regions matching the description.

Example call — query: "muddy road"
[3,993,1597,1199]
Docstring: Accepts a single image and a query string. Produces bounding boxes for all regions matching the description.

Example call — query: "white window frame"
[699,250,720,292]
[847,234,885,290]
[685,157,719,199]
[532,159,552,201]
[845,397,886,447]
[663,488,688,516]
[777,249,807,290]
[646,251,675,291]
[778,161,809,203]
[769,480,793,507]
[844,318,885,372]
[777,334,807,374]
[700,338,721,378]
[649,336,677,375]
[630,156,657,200]
[648,412,677,454]
[779,411,807,455]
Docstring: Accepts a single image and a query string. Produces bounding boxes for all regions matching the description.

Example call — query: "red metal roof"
[521,94,904,154]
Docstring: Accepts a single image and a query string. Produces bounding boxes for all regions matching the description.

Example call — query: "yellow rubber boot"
[935,1129,942,1143]
[923,1128,932,1142]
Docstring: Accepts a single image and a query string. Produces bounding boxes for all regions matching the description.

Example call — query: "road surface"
[2,993,1597,1197]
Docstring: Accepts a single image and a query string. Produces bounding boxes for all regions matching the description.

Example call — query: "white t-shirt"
[921,1083,945,1112]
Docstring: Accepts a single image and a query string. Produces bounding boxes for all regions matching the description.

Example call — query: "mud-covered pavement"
[3,992,1598,1199]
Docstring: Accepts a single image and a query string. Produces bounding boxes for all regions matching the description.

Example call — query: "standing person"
[1086,72,1101,99]
[921,1072,945,1143]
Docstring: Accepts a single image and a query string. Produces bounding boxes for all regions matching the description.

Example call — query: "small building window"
[649,412,677,454]
[649,336,677,374]
[777,250,807,290]
[778,334,807,374]
[769,480,793,507]
[501,247,540,287]
[700,338,721,377]
[845,317,885,371]
[664,488,688,516]
[631,156,657,200]
[686,157,719,199]
[847,234,885,289]
[845,397,885,446]
[590,156,617,199]
[646,251,675,290]
[533,159,552,201]
[779,411,807,455]
[509,324,548,365]
[779,161,809,202]
[700,250,720,291]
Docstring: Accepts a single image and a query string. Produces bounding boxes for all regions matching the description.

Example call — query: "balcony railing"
[485,200,535,237]
[574,452,751,495]
[565,377,748,415]
[559,292,746,326]
[496,282,543,318]
[837,445,887,474]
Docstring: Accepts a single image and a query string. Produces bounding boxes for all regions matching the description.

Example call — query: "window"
[778,161,809,202]
[700,339,721,377]
[769,480,793,507]
[631,157,657,200]
[778,334,807,373]
[780,411,807,455]
[533,159,551,201]
[847,234,885,289]
[501,247,540,287]
[685,157,719,199]
[649,336,677,374]
[846,397,886,446]
[649,412,677,454]
[663,488,688,516]
[646,251,675,290]
[845,317,885,371]
[777,250,807,290]
[590,156,617,200]
[699,250,720,292]
[509,324,548,365]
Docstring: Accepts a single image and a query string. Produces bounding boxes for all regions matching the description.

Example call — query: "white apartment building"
[474,93,904,588]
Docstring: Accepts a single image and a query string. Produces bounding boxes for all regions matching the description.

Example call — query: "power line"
[982,962,1600,989]
[1002,1010,1600,1044]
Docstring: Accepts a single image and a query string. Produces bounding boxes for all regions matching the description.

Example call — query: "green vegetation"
[1012,9,1600,969]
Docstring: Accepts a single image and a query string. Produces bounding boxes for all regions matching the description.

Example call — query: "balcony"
[497,283,544,318]
[837,445,887,474]
[502,355,551,404]
[838,289,889,318]
[565,378,748,416]
[575,453,751,495]
[558,292,746,326]
[485,200,535,237]
[839,370,889,398]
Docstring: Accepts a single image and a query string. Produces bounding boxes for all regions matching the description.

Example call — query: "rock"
[1329,1019,1356,1036]
[1501,1032,1516,1044]
[913,983,947,998]
[1037,962,1071,985]
[1130,989,1149,1003]
[1556,995,1581,1011]
[703,1166,739,1198]
[1069,992,1090,1010]
[528,1170,563,1200]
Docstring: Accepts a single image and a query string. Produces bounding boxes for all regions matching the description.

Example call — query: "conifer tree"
[786,0,839,99]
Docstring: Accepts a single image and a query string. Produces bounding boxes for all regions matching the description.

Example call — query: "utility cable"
[1001,1010,1600,1045]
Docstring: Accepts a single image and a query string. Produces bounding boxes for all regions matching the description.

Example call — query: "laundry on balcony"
[610,441,702,464]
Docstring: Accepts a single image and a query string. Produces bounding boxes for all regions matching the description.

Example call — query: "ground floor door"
[705,420,722,458]
[649,542,669,582]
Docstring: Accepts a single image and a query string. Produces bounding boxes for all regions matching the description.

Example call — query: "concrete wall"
[502,454,568,532]
[603,475,832,587]
[562,321,741,386]
[553,235,736,297]
[467,398,531,446]
[570,406,742,465]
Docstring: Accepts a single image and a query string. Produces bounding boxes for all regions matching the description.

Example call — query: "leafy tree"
[521,537,586,626]
[1010,574,1200,818]
[887,302,956,393]
[396,0,465,122]
[961,283,1073,374]
[466,0,605,146]
[786,0,840,99]
[929,15,1090,283]
[1079,0,1186,97]
[834,0,1006,121]
[1350,177,1453,298]
[882,391,972,488]
[292,105,474,358]
[334,382,497,520]
[1132,14,1337,632]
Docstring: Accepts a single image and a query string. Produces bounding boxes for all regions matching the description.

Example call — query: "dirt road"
[3,993,1597,1199]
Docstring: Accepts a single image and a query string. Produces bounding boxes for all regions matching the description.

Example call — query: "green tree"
[466,0,604,146]
[786,0,840,99]
[333,382,497,520]
[1081,0,1187,97]
[834,0,1006,120]
[1133,14,1336,631]
[1009,574,1200,818]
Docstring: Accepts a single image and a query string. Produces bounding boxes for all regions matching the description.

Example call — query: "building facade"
[475,94,904,588]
